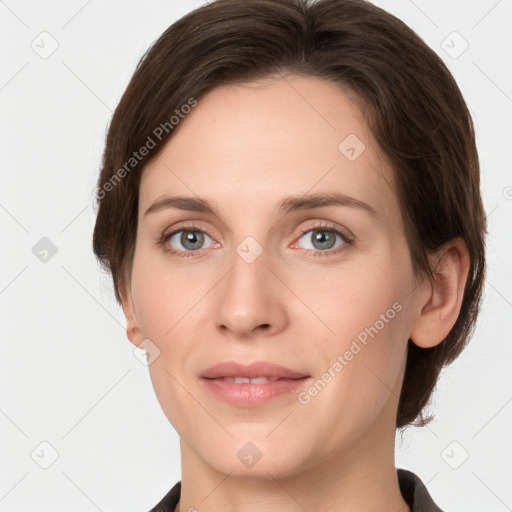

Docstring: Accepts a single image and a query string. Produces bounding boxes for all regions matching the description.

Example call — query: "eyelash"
[156,221,354,259]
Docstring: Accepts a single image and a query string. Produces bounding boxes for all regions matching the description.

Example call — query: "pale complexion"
[121,75,469,512]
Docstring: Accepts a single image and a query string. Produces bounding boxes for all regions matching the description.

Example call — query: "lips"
[200,361,310,380]
[200,361,312,407]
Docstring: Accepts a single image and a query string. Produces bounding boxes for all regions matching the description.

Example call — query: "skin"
[120,75,470,512]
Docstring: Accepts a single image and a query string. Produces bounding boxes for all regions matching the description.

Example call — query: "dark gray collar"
[397,468,444,511]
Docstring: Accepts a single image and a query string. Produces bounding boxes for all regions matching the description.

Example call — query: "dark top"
[147,468,444,511]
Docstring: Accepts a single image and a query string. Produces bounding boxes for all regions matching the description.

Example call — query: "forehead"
[139,75,399,225]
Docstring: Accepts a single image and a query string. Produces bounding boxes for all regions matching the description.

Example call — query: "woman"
[92,0,487,510]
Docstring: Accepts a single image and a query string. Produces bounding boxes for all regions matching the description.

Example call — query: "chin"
[193,433,309,480]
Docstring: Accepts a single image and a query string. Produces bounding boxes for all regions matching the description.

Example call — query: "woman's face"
[123,75,424,478]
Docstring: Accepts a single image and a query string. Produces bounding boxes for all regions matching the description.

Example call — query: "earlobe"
[119,286,144,348]
[409,237,470,349]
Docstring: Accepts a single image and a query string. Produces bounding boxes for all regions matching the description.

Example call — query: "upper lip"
[200,361,310,380]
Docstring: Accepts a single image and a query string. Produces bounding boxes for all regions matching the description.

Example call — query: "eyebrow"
[144,192,378,218]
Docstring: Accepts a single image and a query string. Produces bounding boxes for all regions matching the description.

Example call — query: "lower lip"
[201,377,311,407]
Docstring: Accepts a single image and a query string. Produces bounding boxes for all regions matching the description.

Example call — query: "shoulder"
[397,468,445,512]
[146,481,181,512]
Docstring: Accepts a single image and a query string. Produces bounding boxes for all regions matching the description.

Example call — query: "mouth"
[199,361,311,407]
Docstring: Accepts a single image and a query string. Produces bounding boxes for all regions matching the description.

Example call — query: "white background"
[1,0,511,510]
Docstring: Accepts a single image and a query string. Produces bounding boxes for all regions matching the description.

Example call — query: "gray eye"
[298,229,342,251]
[169,230,213,251]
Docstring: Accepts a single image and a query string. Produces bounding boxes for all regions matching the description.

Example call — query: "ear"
[409,237,470,349]
[119,284,145,348]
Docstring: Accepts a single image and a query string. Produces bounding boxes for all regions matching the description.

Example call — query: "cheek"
[130,269,196,432]
[300,259,410,401]
[131,280,171,340]
[130,250,208,339]
[296,279,409,453]
[129,251,213,414]
[288,257,407,344]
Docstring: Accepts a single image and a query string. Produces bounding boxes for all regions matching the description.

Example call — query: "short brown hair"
[92,0,487,429]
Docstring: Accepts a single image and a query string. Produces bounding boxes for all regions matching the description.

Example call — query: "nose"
[214,242,288,339]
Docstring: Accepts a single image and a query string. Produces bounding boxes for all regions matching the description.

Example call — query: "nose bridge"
[227,233,269,309]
